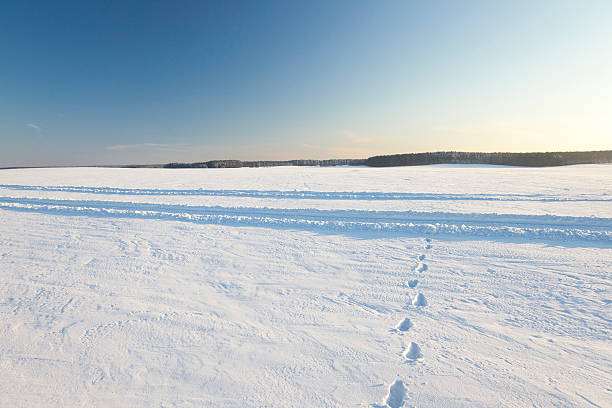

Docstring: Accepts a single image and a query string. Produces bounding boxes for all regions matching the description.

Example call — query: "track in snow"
[2,184,611,202]
[2,167,611,408]
[0,195,610,243]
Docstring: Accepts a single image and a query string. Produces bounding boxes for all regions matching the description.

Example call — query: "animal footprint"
[396,318,413,332]
[418,254,426,261]
[407,279,418,288]
[403,342,422,360]
[415,263,428,273]
[385,380,408,408]
[412,293,427,307]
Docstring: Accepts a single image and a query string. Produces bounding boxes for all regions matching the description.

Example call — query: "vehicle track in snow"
[1,196,610,243]
[2,184,610,202]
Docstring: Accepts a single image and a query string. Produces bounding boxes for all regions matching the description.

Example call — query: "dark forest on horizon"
[161,150,612,169]
[3,150,611,170]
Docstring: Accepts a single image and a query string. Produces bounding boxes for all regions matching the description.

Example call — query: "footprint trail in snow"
[380,239,433,406]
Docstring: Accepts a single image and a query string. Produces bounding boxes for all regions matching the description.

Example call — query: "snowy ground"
[0,165,610,407]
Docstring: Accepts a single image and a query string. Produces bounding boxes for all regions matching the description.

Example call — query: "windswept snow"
[0,165,610,407]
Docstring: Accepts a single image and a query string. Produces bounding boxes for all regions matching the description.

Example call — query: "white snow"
[0,165,610,407]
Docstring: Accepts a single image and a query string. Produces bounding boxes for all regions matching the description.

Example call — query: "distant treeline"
[3,151,610,170]
[157,150,612,169]
[163,159,366,168]
[364,150,612,167]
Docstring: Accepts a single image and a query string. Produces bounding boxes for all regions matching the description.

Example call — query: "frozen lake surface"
[0,165,610,407]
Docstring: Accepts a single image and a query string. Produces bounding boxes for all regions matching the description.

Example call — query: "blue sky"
[1,0,611,166]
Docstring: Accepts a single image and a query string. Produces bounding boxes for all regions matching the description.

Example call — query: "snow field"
[0,165,610,407]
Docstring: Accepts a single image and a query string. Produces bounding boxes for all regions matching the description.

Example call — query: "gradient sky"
[1,0,611,166]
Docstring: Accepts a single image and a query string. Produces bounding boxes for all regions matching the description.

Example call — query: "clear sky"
[1,0,611,166]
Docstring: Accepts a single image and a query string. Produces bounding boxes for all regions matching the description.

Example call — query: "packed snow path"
[0,166,610,407]
[0,196,610,243]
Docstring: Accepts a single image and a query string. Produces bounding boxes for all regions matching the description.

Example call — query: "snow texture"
[0,165,610,407]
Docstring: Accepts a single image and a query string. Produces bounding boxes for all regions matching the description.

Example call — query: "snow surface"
[0,165,610,407]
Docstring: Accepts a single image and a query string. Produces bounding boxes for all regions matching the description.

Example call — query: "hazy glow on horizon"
[0,0,610,166]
